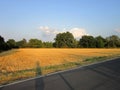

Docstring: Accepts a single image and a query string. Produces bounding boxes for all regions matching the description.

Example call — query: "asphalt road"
[1,58,120,90]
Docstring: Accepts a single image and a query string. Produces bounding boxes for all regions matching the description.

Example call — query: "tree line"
[0,32,120,52]
[54,32,120,48]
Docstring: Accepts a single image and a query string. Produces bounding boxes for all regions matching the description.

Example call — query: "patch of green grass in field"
[0,49,19,57]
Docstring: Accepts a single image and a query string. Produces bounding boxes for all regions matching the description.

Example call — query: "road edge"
[0,56,120,88]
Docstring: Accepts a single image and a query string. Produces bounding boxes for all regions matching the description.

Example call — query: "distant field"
[0,48,120,85]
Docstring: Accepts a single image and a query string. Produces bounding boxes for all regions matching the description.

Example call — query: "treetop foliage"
[0,32,120,52]
[54,32,76,48]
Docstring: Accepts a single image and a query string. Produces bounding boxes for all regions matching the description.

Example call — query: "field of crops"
[0,48,120,85]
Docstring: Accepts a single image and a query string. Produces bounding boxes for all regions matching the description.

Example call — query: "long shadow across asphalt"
[35,61,44,90]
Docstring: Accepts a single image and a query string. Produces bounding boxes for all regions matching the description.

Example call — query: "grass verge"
[0,55,119,85]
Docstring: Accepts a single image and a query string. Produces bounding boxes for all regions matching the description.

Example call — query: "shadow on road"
[35,61,44,90]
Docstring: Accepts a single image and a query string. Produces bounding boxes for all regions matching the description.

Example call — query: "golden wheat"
[0,48,120,73]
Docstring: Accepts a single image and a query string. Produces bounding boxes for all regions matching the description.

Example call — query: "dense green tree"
[105,35,120,48]
[7,39,17,48]
[79,35,96,48]
[0,36,7,51]
[28,39,42,48]
[42,42,53,48]
[54,32,76,48]
[0,36,5,50]
[0,36,4,44]
[95,36,105,48]
[0,36,11,51]
[1,34,120,50]
[16,39,27,48]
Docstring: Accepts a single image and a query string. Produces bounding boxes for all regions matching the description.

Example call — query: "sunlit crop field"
[0,48,120,85]
[0,48,120,72]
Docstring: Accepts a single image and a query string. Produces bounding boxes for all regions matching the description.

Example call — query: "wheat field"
[0,48,120,72]
[0,48,120,84]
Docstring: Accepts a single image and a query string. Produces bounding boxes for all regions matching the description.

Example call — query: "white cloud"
[38,26,89,41]
[38,26,59,41]
[39,26,59,35]
[115,29,120,33]
[70,28,89,39]
[39,26,49,30]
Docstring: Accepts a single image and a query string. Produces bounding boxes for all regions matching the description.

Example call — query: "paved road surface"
[0,58,120,90]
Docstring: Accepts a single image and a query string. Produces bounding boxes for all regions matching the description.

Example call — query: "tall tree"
[28,39,42,48]
[16,39,27,48]
[7,39,17,48]
[42,42,53,48]
[0,36,5,50]
[54,32,76,48]
[79,35,96,48]
[0,36,8,51]
[95,36,105,48]
[106,35,120,48]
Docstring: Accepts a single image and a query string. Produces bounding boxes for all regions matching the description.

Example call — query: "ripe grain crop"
[0,48,120,85]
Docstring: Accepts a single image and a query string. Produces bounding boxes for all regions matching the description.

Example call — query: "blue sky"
[0,0,120,41]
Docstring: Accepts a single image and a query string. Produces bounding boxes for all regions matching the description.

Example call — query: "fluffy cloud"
[70,28,89,39]
[38,26,89,41]
[115,29,120,33]
[39,26,59,35]
[38,26,59,41]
